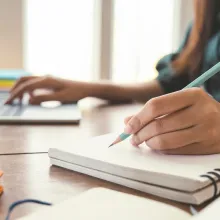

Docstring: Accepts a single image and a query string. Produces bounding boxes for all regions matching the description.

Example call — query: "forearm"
[86,80,164,103]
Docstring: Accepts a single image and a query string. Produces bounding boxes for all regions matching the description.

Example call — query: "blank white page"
[18,188,190,220]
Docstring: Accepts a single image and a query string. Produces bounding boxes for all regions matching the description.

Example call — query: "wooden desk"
[0,101,142,154]
[0,102,201,219]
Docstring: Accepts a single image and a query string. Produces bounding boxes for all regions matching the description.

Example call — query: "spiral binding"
[200,168,220,200]
[189,169,220,216]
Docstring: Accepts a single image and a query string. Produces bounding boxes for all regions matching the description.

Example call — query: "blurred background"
[0,0,193,84]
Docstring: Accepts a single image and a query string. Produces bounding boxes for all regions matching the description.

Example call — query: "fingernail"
[130,138,138,147]
[5,99,9,104]
[124,124,133,134]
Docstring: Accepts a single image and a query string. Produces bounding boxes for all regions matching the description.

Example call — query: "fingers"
[124,88,204,134]
[5,77,51,104]
[123,88,220,154]
[160,142,220,155]
[131,104,200,146]
[142,120,219,153]
[10,76,38,93]
[144,125,202,151]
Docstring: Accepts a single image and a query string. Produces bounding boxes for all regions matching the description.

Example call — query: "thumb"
[29,93,59,105]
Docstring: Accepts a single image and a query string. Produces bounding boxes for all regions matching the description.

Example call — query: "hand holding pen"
[109,62,220,155]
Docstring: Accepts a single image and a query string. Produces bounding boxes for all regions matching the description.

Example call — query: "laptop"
[0,91,81,124]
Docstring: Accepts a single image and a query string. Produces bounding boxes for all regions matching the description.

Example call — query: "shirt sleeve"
[156,24,192,94]
[202,31,220,71]
[200,30,220,98]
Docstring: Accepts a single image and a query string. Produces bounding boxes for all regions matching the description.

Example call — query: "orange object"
[0,170,3,195]
[0,185,3,195]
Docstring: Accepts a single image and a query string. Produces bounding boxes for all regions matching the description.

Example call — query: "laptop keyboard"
[0,92,23,116]
[0,92,9,105]
[0,105,23,116]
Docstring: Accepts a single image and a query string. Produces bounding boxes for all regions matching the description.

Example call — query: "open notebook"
[49,133,220,205]
[18,188,220,220]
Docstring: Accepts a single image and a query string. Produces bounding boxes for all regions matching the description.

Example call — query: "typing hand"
[5,76,90,105]
[124,88,220,155]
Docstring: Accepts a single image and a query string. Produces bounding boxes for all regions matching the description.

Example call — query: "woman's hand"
[5,76,90,105]
[124,88,220,155]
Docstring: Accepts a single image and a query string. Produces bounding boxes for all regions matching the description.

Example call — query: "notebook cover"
[0,69,30,80]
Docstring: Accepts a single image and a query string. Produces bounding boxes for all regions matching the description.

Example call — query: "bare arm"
[6,76,164,104]
[87,79,164,103]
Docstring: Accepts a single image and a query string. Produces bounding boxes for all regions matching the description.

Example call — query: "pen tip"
[108,144,114,148]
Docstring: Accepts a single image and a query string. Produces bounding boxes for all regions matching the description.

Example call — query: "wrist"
[67,80,94,99]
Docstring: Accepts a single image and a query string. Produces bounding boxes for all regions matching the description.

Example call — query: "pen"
[108,61,220,147]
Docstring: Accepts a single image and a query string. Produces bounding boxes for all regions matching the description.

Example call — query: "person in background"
[6,0,220,155]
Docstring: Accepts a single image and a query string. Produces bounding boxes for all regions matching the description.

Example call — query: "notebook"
[0,69,30,90]
[0,170,3,196]
[18,188,220,220]
[49,133,220,205]
[0,69,30,80]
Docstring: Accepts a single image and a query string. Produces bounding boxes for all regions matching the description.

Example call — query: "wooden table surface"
[0,100,205,219]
